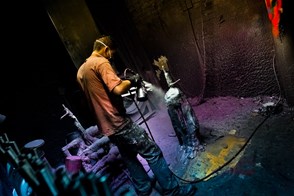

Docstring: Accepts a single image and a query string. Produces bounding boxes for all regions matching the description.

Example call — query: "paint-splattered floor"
[6,95,292,196]
[136,96,294,195]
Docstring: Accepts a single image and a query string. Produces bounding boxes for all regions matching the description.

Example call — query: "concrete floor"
[3,95,294,196]
[134,95,294,196]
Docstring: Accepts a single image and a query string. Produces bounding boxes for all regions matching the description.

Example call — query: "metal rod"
[129,92,155,141]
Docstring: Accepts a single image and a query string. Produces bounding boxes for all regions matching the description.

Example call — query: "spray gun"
[122,68,155,141]
[123,68,148,101]
[136,79,148,101]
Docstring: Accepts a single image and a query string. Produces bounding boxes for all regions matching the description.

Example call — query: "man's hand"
[127,74,142,87]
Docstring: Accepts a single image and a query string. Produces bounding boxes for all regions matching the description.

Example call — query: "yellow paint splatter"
[182,135,246,181]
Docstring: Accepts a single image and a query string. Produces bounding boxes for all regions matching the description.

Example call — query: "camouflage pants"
[109,122,178,195]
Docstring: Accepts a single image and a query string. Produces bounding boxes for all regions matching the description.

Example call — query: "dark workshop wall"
[124,0,294,105]
[1,0,88,167]
[42,0,294,104]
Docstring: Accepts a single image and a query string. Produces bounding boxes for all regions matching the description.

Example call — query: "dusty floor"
[4,95,294,196]
[133,95,294,196]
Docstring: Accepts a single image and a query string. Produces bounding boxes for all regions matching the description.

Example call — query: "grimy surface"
[140,95,294,196]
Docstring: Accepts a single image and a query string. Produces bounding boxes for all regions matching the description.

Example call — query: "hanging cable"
[129,93,155,142]
[123,68,155,141]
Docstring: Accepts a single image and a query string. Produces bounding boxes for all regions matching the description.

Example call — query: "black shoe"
[175,184,197,196]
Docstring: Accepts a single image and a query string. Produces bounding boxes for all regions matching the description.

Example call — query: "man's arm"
[112,72,142,95]
[112,80,132,95]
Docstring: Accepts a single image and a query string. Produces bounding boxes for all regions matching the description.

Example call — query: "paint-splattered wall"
[124,0,285,100]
